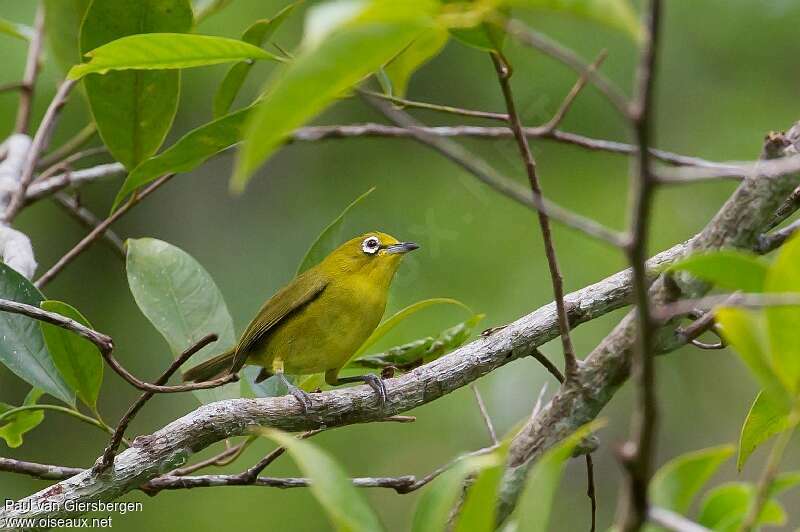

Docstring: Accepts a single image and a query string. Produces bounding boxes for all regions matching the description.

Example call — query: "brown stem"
[491,52,580,383]
[618,2,663,530]
[96,334,220,471]
[53,193,126,258]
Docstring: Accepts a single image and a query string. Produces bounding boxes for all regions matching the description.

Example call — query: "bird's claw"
[362,373,387,407]
[288,385,314,414]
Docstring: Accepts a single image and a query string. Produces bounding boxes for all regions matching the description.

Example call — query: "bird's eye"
[362,237,380,255]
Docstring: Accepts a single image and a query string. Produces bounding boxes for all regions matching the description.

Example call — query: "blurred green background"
[2,0,800,529]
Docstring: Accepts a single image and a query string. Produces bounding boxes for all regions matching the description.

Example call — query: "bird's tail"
[182,349,235,382]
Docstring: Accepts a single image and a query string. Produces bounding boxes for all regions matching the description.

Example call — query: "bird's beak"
[385,242,420,254]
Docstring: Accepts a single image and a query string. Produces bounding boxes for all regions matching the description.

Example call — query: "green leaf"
[384,27,448,98]
[0,17,34,41]
[412,451,503,532]
[79,0,193,169]
[69,34,281,79]
[764,233,800,393]
[0,389,45,448]
[126,238,238,403]
[257,428,384,532]
[244,365,295,398]
[39,301,103,411]
[738,391,792,471]
[112,106,251,211]
[296,187,376,275]
[43,0,91,73]
[453,441,511,532]
[698,482,786,531]
[0,263,73,405]
[649,444,734,513]
[349,314,485,369]
[771,471,800,495]
[193,0,234,22]
[442,1,507,52]
[668,250,769,293]
[354,298,473,359]
[515,420,605,532]
[232,0,435,192]
[715,307,790,405]
[213,3,299,118]
[505,0,643,42]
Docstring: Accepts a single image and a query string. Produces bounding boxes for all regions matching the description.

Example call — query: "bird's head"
[322,231,419,283]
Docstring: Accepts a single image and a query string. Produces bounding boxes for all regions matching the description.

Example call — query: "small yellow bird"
[183,231,419,410]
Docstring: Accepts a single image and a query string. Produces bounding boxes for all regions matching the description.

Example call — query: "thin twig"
[542,50,608,132]
[291,123,742,172]
[0,297,238,394]
[502,18,630,119]
[35,173,173,288]
[14,5,44,134]
[36,147,109,183]
[363,95,625,246]
[618,3,663,531]
[470,385,498,445]
[168,437,256,476]
[53,192,126,258]
[586,454,597,532]
[38,123,98,169]
[96,334,220,471]
[0,81,25,94]
[757,218,800,253]
[0,457,84,481]
[26,162,126,204]
[491,51,580,383]
[360,90,507,121]
[648,507,711,532]
[5,79,78,223]
[531,348,565,383]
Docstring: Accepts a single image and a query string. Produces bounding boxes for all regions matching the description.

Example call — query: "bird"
[182,231,419,411]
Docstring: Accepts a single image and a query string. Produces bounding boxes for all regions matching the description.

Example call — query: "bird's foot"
[361,373,387,407]
[278,373,313,414]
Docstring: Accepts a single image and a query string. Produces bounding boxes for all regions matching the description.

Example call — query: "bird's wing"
[230,271,328,373]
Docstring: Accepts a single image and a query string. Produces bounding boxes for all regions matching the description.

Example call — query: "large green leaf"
[411,451,502,532]
[698,482,786,531]
[453,441,511,532]
[79,0,193,169]
[505,0,643,42]
[43,0,91,73]
[738,391,792,471]
[649,444,734,514]
[39,301,103,411]
[112,106,251,211]
[514,421,604,532]
[0,264,73,405]
[258,428,384,532]
[715,307,789,406]
[296,187,376,275]
[0,17,34,41]
[383,27,448,97]
[126,238,237,403]
[0,389,45,448]
[764,233,800,393]
[69,34,281,79]
[213,3,298,118]
[668,250,769,293]
[232,0,435,192]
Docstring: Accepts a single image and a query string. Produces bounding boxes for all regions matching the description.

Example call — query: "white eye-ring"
[362,236,380,255]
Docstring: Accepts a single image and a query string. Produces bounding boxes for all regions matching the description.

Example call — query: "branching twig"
[35,173,173,288]
[0,457,83,481]
[359,90,507,121]
[5,79,77,223]
[53,193,126,258]
[96,334,221,471]
[26,162,126,204]
[470,385,497,445]
[542,50,608,133]
[491,51,581,383]
[38,123,98,169]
